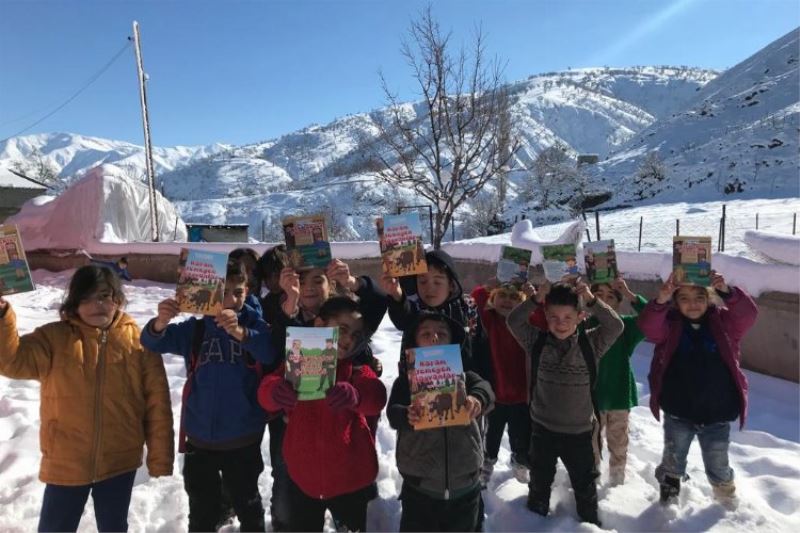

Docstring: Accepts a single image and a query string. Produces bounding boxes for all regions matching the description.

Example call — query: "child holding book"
[0,265,174,532]
[507,280,623,526]
[388,312,494,532]
[470,281,530,486]
[638,271,758,505]
[258,297,387,532]
[141,260,275,532]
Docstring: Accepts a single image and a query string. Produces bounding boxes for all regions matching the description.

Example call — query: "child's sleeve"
[356,276,389,334]
[470,286,493,326]
[258,365,287,414]
[351,366,388,416]
[506,298,541,353]
[386,376,412,430]
[465,370,495,415]
[623,294,649,348]
[636,299,672,344]
[585,297,624,358]
[387,294,415,332]
[141,348,175,477]
[239,308,276,364]
[718,287,759,343]
[140,317,196,361]
[0,306,52,380]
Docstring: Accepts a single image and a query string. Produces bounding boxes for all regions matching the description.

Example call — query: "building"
[0,166,49,223]
[576,154,600,168]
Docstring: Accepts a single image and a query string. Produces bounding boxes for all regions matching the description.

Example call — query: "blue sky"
[1,0,797,147]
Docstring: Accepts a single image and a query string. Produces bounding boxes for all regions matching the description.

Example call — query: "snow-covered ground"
[1,270,798,532]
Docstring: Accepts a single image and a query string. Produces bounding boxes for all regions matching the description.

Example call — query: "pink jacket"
[638,287,758,429]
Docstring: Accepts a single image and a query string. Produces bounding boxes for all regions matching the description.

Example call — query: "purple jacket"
[638,287,758,429]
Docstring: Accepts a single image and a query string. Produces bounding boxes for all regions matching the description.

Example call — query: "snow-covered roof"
[0,166,48,189]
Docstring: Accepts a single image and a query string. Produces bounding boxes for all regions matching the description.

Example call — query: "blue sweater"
[141,304,274,448]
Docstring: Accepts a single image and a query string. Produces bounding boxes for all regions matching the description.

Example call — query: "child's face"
[492,289,523,317]
[675,286,709,320]
[417,267,451,307]
[299,268,330,312]
[320,312,364,359]
[77,283,118,328]
[223,281,248,311]
[545,304,582,340]
[415,319,453,347]
[594,284,621,311]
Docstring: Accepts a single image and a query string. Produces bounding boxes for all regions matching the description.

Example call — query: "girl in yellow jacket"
[0,265,174,532]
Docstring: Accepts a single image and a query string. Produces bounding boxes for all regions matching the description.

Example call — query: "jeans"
[399,483,483,532]
[285,477,373,532]
[655,414,734,486]
[38,470,137,532]
[268,416,291,531]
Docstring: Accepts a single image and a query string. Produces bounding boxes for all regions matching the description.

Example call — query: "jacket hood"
[423,249,463,301]
[406,310,467,348]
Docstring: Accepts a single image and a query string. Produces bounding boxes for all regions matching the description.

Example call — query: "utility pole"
[131,21,160,241]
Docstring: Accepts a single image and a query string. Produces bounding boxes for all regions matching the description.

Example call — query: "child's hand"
[611,276,636,301]
[279,267,300,297]
[215,309,245,340]
[574,278,594,304]
[465,395,482,419]
[520,282,537,299]
[272,379,298,411]
[407,404,423,426]
[656,273,678,304]
[380,273,403,302]
[533,281,550,304]
[153,298,180,332]
[326,382,360,411]
[327,259,360,292]
[710,270,730,294]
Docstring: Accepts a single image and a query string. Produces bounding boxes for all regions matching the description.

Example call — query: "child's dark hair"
[545,282,581,309]
[118,256,128,266]
[318,296,363,325]
[229,247,260,266]
[60,265,126,318]
[257,245,288,278]
[226,259,248,285]
[591,282,622,302]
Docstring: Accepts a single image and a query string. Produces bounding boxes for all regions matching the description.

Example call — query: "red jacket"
[637,287,758,429]
[258,359,387,499]
[471,286,527,405]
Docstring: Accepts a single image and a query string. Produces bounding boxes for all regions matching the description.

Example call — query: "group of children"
[0,243,758,532]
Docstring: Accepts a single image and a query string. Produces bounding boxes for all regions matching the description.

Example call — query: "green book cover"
[285,326,339,401]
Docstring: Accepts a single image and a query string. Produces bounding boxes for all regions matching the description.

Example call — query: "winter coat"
[258,358,387,499]
[140,304,274,448]
[638,287,758,429]
[0,307,174,486]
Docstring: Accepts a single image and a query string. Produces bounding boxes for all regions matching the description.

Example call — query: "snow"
[0,270,797,532]
[744,230,800,266]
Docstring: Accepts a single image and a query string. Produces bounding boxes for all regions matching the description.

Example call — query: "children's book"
[175,248,227,315]
[406,344,470,430]
[672,236,712,286]
[496,245,532,284]
[285,326,339,401]
[583,239,618,284]
[282,214,332,269]
[541,243,580,282]
[376,213,428,277]
[0,224,35,296]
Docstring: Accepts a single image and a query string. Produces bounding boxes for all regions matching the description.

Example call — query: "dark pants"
[485,402,530,463]
[528,422,599,523]
[184,441,266,532]
[399,483,483,532]
[38,470,136,532]
[285,477,372,532]
[268,416,291,531]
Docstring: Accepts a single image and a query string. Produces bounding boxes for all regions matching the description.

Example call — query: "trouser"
[399,483,483,532]
[655,414,734,486]
[285,477,373,532]
[592,410,630,478]
[183,441,266,532]
[484,402,530,463]
[268,417,291,531]
[528,422,599,523]
[38,470,136,532]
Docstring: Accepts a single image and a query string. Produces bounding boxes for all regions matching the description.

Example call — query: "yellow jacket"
[0,306,174,486]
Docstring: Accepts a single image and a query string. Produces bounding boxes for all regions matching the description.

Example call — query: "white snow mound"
[744,230,800,266]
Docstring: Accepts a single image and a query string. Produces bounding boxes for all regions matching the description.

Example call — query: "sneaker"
[526,495,549,517]
[510,454,530,484]
[479,457,497,488]
[659,475,681,504]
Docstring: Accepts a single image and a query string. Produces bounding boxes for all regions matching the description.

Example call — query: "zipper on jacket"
[443,427,450,500]
[90,329,109,482]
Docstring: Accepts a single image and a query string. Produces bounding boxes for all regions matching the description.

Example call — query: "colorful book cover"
[541,243,580,282]
[285,326,339,401]
[175,248,227,315]
[496,245,532,284]
[406,344,470,430]
[283,214,332,269]
[0,224,35,296]
[673,236,712,286]
[376,213,427,277]
[583,239,618,284]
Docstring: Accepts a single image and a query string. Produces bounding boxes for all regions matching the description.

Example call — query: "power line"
[1,40,132,142]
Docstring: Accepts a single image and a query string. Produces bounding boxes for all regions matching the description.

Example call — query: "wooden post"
[756,213,759,230]
[261,220,266,242]
[676,219,680,236]
[595,211,600,241]
[582,211,591,242]
[638,216,643,251]
[794,213,797,235]
[721,204,726,252]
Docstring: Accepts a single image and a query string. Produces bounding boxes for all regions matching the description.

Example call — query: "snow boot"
[479,457,496,488]
[526,493,550,517]
[510,453,530,484]
[712,481,738,509]
[659,475,681,504]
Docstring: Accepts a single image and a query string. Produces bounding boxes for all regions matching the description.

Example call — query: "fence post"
[721,204,726,252]
[595,211,601,241]
[581,211,591,242]
[756,213,759,230]
[794,213,797,235]
[638,216,643,251]
[261,220,266,242]
[676,219,680,236]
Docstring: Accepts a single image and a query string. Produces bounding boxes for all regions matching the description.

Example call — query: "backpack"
[177,319,264,453]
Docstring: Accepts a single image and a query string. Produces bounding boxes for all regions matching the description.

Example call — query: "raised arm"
[506,298,542,353]
[0,305,53,381]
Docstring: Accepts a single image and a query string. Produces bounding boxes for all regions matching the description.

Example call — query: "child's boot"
[479,457,497,488]
[526,491,550,517]
[510,453,530,484]
[712,481,738,509]
[608,468,625,487]
[659,475,681,504]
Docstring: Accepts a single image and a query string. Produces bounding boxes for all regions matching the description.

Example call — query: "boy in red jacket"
[258,297,387,532]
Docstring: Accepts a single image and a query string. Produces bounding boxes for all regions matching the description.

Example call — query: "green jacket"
[586,294,647,411]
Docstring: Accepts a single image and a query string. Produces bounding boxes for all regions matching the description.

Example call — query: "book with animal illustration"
[406,343,470,430]
[376,213,428,277]
[285,326,339,401]
[672,236,712,286]
[0,224,35,297]
[175,248,227,315]
[583,239,618,284]
[282,214,332,269]
[541,243,580,282]
[496,245,532,284]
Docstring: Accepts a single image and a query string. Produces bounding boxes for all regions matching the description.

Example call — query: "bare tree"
[530,141,574,209]
[371,6,519,248]
[634,151,666,199]
[11,148,63,191]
